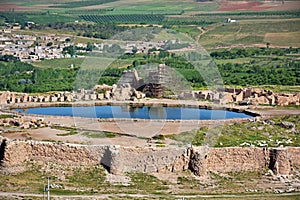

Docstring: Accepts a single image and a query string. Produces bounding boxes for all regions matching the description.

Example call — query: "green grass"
[50,0,118,9]
[167,115,300,148]
[208,170,265,194]
[0,159,300,198]
[0,12,77,25]
[32,58,84,69]
[172,25,201,40]
[166,127,207,146]
[0,162,169,196]
[67,165,106,187]
[27,14,77,24]
[82,131,117,138]
[0,114,16,119]
[200,19,300,48]
[216,115,300,147]
[110,0,219,13]
[177,175,201,190]
[57,130,78,136]
[128,173,168,193]
[51,126,80,137]
[0,163,46,193]
[214,57,253,65]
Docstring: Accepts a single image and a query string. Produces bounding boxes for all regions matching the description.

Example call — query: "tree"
[86,42,93,51]
[63,46,76,56]
[46,42,53,47]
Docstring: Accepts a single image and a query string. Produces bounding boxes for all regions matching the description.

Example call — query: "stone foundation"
[0,137,299,176]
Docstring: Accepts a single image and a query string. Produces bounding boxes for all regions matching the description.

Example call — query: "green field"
[0,160,299,198]
[80,14,165,24]
[32,58,84,69]
[166,115,300,147]
[1,0,300,48]
[199,19,300,48]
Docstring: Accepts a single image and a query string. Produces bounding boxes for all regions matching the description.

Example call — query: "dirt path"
[248,109,300,117]
[0,191,299,199]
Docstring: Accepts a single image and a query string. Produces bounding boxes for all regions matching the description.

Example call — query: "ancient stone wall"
[1,88,299,106]
[109,146,189,174]
[287,147,300,166]
[0,137,299,176]
[0,139,107,173]
[190,147,300,176]
[192,147,269,175]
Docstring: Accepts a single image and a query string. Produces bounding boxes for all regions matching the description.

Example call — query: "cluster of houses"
[123,41,172,54]
[0,26,184,62]
[0,21,190,63]
[0,29,73,62]
[0,22,99,62]
[93,39,183,55]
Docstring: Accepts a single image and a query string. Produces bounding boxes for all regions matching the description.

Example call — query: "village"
[0,22,185,62]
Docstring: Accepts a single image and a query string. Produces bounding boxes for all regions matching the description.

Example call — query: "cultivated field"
[199,19,300,48]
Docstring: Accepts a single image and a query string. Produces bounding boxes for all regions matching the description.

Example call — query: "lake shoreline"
[4,99,260,119]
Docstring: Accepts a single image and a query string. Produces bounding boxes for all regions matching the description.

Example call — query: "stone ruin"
[0,117,46,129]
[180,88,300,106]
[0,137,299,177]
[116,64,170,98]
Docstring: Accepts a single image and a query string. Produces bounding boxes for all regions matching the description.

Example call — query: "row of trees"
[0,61,79,93]
[218,61,300,86]
[210,47,300,59]
[79,14,165,24]
[33,23,129,40]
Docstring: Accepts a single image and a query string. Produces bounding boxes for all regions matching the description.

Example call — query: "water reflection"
[15,106,253,120]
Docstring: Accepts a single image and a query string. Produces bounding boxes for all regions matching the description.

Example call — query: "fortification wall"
[109,146,190,174]
[0,137,299,176]
[196,147,268,175]
[0,139,107,173]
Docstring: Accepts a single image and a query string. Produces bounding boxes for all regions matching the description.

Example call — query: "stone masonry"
[0,137,299,176]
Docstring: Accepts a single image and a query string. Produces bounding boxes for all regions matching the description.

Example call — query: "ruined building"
[117,64,169,98]
[143,64,168,98]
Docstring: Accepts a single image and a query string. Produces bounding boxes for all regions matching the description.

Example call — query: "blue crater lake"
[15,105,253,120]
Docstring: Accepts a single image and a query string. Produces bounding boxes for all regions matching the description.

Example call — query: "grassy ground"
[199,19,300,48]
[264,32,300,47]
[166,115,300,148]
[81,131,117,138]
[0,161,299,199]
[0,163,169,196]
[90,0,219,14]
[32,58,84,69]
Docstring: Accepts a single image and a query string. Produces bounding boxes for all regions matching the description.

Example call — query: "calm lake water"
[16,105,253,120]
